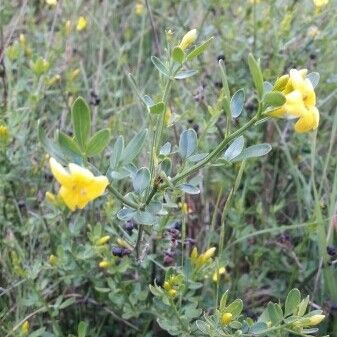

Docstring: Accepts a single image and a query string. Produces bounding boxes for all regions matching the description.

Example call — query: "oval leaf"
[179,129,197,158]
[248,53,264,99]
[132,167,150,194]
[230,89,245,118]
[172,46,185,64]
[174,69,198,79]
[223,136,245,161]
[307,72,320,88]
[285,288,301,317]
[86,128,111,156]
[71,97,91,150]
[179,183,200,195]
[231,143,272,162]
[264,91,286,108]
[151,56,170,77]
[121,129,148,164]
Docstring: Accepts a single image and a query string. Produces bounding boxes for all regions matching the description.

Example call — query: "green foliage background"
[1,0,337,336]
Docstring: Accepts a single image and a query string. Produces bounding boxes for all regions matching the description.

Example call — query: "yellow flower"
[269,69,319,133]
[20,321,30,334]
[99,260,111,268]
[49,254,58,266]
[191,247,216,269]
[49,157,109,211]
[76,16,88,31]
[96,235,111,245]
[0,124,9,143]
[179,29,197,50]
[71,68,80,80]
[212,267,227,282]
[221,312,233,325]
[308,314,325,326]
[46,0,57,5]
[313,0,329,8]
[135,2,144,16]
[46,74,61,86]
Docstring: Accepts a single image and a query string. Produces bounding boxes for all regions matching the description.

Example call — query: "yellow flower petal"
[49,158,72,187]
[87,176,109,199]
[59,186,77,211]
[294,107,319,133]
[68,163,94,182]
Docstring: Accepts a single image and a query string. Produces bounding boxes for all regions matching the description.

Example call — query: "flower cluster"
[269,69,319,133]
[163,274,184,299]
[190,247,216,269]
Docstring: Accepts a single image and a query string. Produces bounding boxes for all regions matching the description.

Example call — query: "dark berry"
[112,247,124,257]
[327,245,337,256]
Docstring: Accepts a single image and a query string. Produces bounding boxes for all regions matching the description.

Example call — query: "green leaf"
[297,295,309,316]
[149,102,165,114]
[220,290,229,311]
[172,46,185,63]
[132,167,150,193]
[134,210,156,225]
[78,321,88,337]
[58,131,82,155]
[110,136,124,169]
[247,53,264,99]
[307,72,320,88]
[230,89,245,118]
[151,56,170,77]
[179,183,200,195]
[117,208,136,221]
[86,128,111,156]
[121,129,148,164]
[59,297,76,309]
[231,143,272,162]
[226,299,243,318]
[224,136,245,162]
[267,303,283,325]
[263,91,286,108]
[27,327,46,337]
[174,69,198,79]
[160,158,172,175]
[71,97,91,149]
[186,37,214,61]
[179,129,197,158]
[285,288,301,317]
[188,153,208,162]
[160,142,171,156]
[249,322,269,335]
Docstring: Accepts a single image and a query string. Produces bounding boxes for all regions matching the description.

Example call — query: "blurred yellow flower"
[96,235,111,245]
[20,321,30,334]
[49,254,58,266]
[46,0,57,5]
[191,247,216,269]
[179,29,197,50]
[99,260,111,268]
[49,157,109,211]
[212,267,227,282]
[0,124,9,143]
[270,69,319,133]
[313,0,329,8]
[76,16,88,31]
[135,2,144,15]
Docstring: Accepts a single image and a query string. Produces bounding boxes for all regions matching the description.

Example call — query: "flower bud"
[99,260,111,268]
[179,29,197,50]
[96,235,111,245]
[21,320,30,334]
[49,254,58,266]
[168,288,177,298]
[308,314,325,326]
[45,191,56,204]
[221,312,233,325]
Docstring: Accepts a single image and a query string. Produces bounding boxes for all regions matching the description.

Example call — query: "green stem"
[171,116,258,186]
[107,185,139,209]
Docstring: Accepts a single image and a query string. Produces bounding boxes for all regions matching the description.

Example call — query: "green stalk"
[107,185,139,209]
